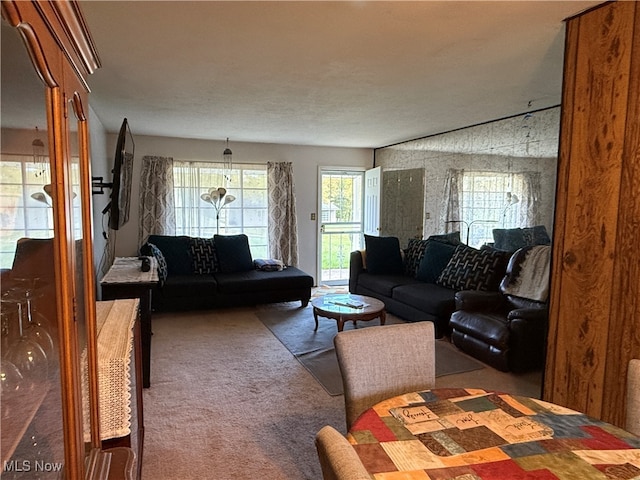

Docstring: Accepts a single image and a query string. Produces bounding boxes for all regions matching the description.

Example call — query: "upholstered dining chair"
[315,425,370,480]
[334,321,436,429]
[626,359,640,436]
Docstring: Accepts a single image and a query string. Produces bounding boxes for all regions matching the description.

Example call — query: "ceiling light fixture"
[32,126,46,178]
[223,137,232,182]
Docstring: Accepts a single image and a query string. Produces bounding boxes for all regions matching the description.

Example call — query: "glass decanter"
[4,300,48,387]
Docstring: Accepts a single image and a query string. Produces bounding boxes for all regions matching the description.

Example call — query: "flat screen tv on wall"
[107,118,135,230]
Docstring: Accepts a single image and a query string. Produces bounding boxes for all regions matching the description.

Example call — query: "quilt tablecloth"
[348,388,640,479]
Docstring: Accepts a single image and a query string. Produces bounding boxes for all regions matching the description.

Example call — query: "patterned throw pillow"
[522,226,551,246]
[492,226,551,252]
[146,243,168,284]
[436,244,505,291]
[189,237,217,274]
[404,238,430,276]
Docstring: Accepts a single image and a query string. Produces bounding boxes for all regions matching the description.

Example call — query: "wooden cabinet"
[0,1,131,478]
[543,1,640,427]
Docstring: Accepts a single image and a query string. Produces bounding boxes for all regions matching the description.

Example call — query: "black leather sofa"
[349,235,510,338]
[449,245,552,372]
[140,234,314,311]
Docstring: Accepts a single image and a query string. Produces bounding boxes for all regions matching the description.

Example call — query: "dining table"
[347,387,640,479]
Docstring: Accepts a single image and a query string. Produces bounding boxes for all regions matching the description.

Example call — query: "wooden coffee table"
[311,294,386,332]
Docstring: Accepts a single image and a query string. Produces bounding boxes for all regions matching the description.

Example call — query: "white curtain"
[172,161,203,236]
[267,162,298,266]
[138,155,175,248]
[520,171,542,226]
[440,168,464,232]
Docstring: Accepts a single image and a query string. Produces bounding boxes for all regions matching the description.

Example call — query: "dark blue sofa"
[141,234,314,311]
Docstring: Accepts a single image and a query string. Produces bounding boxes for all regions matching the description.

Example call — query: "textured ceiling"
[7,1,604,149]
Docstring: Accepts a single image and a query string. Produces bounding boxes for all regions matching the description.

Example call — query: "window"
[0,154,53,268]
[173,162,269,258]
[460,172,524,247]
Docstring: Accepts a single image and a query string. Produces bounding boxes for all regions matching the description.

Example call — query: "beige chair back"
[315,425,369,480]
[334,321,436,429]
[626,359,640,436]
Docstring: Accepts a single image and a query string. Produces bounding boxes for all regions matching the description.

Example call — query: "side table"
[101,257,158,388]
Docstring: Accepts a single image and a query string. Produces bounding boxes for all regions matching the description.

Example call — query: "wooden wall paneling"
[544,1,639,426]
[545,3,622,416]
[603,3,640,428]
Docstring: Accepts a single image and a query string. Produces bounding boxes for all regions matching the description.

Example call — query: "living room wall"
[5,107,559,286]
[89,106,109,277]
[374,107,559,246]
[88,123,372,283]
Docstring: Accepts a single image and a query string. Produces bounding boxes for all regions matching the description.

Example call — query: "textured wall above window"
[374,107,559,242]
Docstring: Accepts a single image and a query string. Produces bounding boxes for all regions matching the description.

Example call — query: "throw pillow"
[436,244,505,291]
[254,259,284,272]
[522,225,551,246]
[403,238,430,276]
[189,237,217,274]
[403,233,462,277]
[416,240,457,283]
[364,235,403,275]
[493,226,551,252]
[480,244,511,283]
[428,231,462,245]
[146,235,193,275]
[214,234,254,273]
[492,228,526,252]
[145,243,168,284]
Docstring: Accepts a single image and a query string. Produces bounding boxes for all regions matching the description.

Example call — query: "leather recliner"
[449,245,552,373]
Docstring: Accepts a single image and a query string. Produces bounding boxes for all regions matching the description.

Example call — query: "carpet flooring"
[140,303,542,479]
[141,308,346,480]
[256,302,484,396]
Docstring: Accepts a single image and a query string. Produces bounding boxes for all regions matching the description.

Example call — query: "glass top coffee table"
[311,293,386,332]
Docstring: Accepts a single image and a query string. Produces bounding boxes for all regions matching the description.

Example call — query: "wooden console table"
[95,299,144,480]
[101,257,158,388]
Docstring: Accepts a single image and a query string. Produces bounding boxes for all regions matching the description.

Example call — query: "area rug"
[256,303,484,396]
